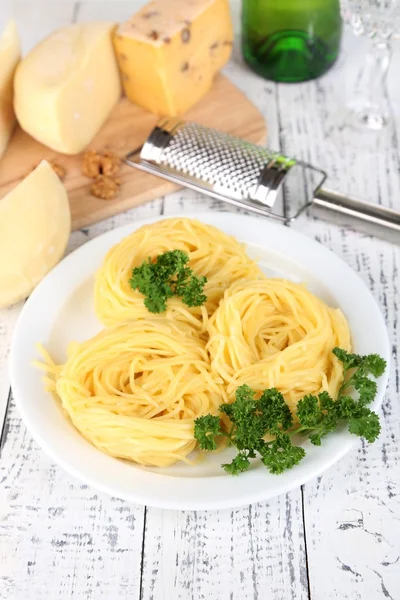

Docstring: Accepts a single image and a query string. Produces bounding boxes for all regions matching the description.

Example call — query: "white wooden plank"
[275,28,400,600]
[0,305,22,436]
[0,397,144,600]
[140,497,309,600]
[302,245,400,599]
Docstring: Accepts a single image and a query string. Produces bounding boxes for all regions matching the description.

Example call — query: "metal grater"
[125,118,400,244]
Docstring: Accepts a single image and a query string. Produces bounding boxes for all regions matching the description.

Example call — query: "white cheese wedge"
[0,161,71,308]
[0,20,21,159]
[14,22,121,155]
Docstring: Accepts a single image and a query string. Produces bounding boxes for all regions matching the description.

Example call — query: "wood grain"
[275,30,400,600]
[0,396,145,600]
[141,498,309,600]
[1,2,400,599]
[0,75,267,231]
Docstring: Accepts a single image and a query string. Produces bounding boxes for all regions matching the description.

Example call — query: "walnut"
[101,151,121,177]
[82,150,102,178]
[90,175,121,200]
[82,150,121,178]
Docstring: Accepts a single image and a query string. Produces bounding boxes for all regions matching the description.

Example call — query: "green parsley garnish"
[194,348,386,476]
[129,250,207,314]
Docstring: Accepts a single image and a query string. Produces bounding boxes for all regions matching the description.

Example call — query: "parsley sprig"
[129,250,207,314]
[194,348,386,475]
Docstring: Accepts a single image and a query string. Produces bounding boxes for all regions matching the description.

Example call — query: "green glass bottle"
[242,0,342,83]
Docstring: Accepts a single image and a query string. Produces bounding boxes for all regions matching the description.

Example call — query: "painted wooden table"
[1,2,399,599]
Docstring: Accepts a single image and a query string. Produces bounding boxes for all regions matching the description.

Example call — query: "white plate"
[10,213,390,510]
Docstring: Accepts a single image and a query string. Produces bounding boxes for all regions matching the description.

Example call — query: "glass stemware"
[340,0,400,130]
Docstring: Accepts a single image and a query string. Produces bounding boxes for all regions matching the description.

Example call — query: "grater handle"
[312,187,400,244]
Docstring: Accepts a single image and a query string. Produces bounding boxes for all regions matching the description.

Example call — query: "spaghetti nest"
[94,218,264,332]
[207,279,351,414]
[39,320,225,467]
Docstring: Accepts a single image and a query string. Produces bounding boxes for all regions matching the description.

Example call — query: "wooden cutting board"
[0,75,267,231]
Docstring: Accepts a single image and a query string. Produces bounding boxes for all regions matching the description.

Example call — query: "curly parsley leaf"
[222,452,252,475]
[197,385,305,476]
[259,434,306,474]
[129,250,207,314]
[348,408,381,443]
[297,393,340,445]
[334,347,386,410]
[194,415,222,451]
[332,347,363,371]
[194,348,386,476]
[258,388,293,434]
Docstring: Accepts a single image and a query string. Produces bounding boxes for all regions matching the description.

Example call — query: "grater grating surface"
[160,122,277,201]
[136,119,299,208]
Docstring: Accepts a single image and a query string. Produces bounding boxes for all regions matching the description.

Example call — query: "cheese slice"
[114,0,233,116]
[0,161,71,308]
[0,20,20,160]
[14,22,121,155]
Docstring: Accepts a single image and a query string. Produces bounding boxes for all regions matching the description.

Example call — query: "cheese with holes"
[14,23,121,155]
[113,0,233,116]
[0,20,20,160]
[0,161,71,308]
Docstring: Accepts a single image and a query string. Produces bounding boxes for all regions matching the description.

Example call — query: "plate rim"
[10,212,391,510]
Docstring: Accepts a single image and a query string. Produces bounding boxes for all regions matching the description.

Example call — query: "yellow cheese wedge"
[114,0,233,116]
[0,20,20,160]
[0,161,71,308]
[14,22,121,155]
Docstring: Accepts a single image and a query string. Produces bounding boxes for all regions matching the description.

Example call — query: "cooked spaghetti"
[206,279,351,414]
[37,320,225,467]
[94,218,264,332]
[35,218,354,470]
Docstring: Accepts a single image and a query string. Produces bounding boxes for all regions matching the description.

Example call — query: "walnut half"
[82,150,102,178]
[90,175,121,200]
[82,150,121,178]
[101,152,121,177]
